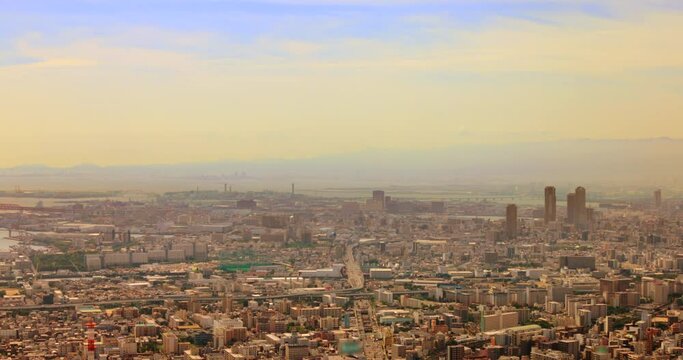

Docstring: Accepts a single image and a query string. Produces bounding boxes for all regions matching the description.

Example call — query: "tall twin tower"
[544,186,557,224]
[544,186,588,228]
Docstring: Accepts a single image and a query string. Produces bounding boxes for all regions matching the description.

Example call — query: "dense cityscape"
[3,0,682,359]
[0,185,679,360]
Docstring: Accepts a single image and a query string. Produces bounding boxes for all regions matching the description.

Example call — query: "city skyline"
[2,1,683,359]
[0,184,675,359]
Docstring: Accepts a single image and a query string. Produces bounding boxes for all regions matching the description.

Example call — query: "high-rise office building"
[544,186,556,224]
[558,339,580,360]
[372,190,385,211]
[654,189,662,208]
[506,204,518,239]
[559,255,596,270]
[223,293,233,313]
[575,187,587,228]
[285,344,309,360]
[586,208,594,229]
[566,193,576,225]
[447,345,465,360]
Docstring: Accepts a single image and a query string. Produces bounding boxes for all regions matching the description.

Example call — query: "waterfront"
[0,229,18,251]
[0,229,47,251]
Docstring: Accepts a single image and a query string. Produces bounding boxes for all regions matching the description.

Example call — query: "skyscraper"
[566,193,576,225]
[654,189,662,208]
[506,204,517,239]
[544,186,557,224]
[575,187,587,228]
[372,190,385,211]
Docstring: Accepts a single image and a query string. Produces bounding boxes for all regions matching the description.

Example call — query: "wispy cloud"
[0,0,682,166]
[4,0,681,74]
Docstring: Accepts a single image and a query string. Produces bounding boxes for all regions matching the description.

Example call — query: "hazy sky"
[1,0,682,167]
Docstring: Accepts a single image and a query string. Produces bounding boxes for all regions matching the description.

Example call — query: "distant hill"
[0,138,682,191]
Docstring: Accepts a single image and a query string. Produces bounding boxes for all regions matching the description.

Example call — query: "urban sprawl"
[0,186,678,360]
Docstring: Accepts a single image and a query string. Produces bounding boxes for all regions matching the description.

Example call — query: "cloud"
[27,57,96,68]
[259,11,683,75]
[277,40,323,56]
[3,0,682,75]
[4,36,200,72]
[2,4,682,78]
[0,0,682,166]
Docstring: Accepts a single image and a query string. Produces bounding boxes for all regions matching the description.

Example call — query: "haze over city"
[2,1,683,360]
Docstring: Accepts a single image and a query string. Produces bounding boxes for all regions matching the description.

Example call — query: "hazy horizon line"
[2,136,681,170]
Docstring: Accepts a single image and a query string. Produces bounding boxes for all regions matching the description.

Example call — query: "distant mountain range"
[0,138,682,192]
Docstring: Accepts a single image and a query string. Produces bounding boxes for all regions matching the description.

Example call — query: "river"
[0,229,48,251]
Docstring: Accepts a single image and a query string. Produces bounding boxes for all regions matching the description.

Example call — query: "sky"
[1,0,682,167]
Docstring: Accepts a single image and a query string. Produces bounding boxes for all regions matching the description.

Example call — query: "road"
[354,299,386,360]
[345,243,386,359]
[3,242,395,312]
[0,289,431,312]
[0,286,373,312]
[344,244,365,289]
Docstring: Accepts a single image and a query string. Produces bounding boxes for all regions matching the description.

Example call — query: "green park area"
[218,263,274,273]
[31,252,87,272]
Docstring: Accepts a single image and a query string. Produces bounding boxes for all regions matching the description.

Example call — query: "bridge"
[0,204,68,213]
[0,289,429,312]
